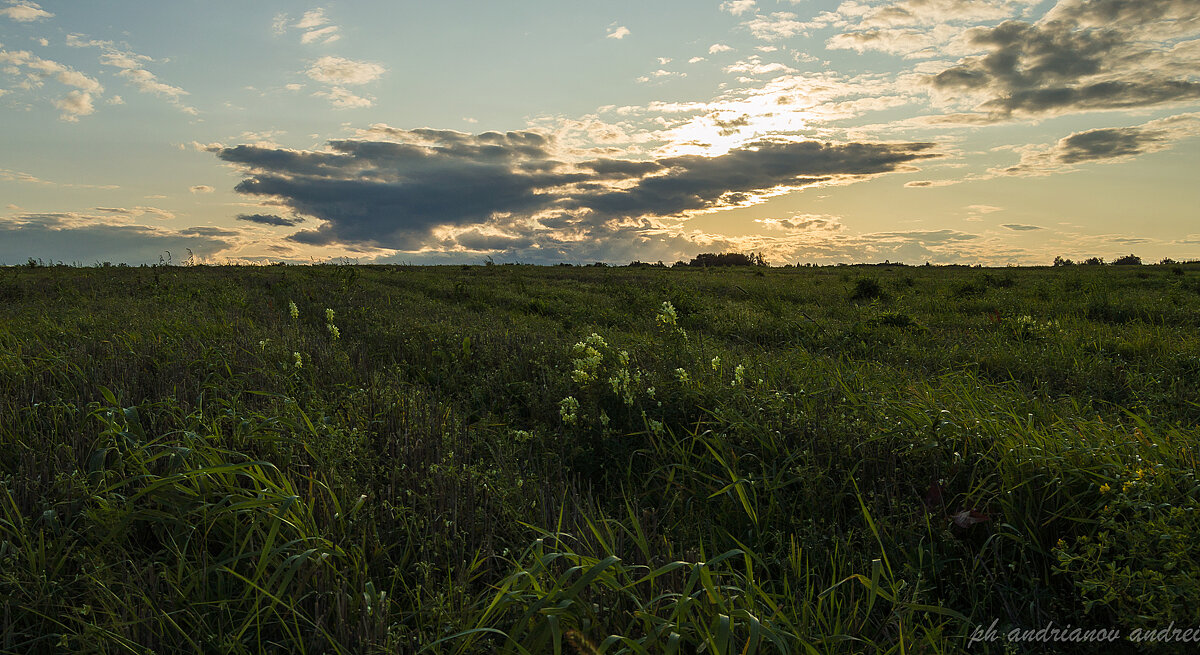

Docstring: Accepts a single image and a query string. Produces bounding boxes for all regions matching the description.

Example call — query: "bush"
[1112,253,1143,266]
[850,277,885,301]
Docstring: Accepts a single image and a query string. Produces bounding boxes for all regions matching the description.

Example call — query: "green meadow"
[2,261,1199,653]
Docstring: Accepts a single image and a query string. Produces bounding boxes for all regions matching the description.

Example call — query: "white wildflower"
[559,396,580,425]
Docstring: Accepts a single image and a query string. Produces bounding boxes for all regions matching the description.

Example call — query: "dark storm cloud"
[998,113,1199,175]
[235,213,305,227]
[926,0,1200,120]
[215,129,937,250]
[1054,126,1169,163]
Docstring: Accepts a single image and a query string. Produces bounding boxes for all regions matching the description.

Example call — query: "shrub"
[850,277,885,301]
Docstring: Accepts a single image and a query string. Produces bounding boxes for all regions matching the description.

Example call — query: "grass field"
[2,261,1199,653]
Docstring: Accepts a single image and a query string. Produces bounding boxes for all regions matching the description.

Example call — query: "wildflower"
[732,364,745,386]
[711,355,721,371]
[570,334,607,384]
[293,352,303,369]
[675,368,690,383]
[646,387,655,398]
[656,301,678,327]
[289,300,299,320]
[258,339,270,350]
[559,396,579,425]
[1099,483,1111,494]
[648,417,664,436]
[1056,538,1066,549]
[328,323,340,340]
[608,368,635,405]
[325,308,335,322]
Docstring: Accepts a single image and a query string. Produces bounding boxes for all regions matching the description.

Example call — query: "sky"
[1,0,1198,266]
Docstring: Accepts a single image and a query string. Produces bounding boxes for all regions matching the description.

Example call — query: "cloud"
[180,226,240,238]
[823,0,1039,56]
[1001,223,1043,230]
[723,57,796,76]
[0,167,118,189]
[0,1,52,22]
[214,127,937,255]
[91,206,175,219]
[924,2,1200,120]
[190,185,215,193]
[66,34,198,114]
[744,13,811,40]
[235,213,305,227]
[0,48,105,118]
[301,26,341,45]
[997,112,1200,175]
[53,90,94,121]
[721,0,757,16]
[0,212,232,265]
[295,9,330,29]
[275,8,342,44]
[709,43,734,53]
[607,25,631,39]
[904,179,959,187]
[313,86,374,109]
[636,69,687,84]
[305,56,385,85]
[754,214,844,231]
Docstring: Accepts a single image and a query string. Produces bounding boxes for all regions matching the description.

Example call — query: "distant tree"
[687,251,768,267]
[1052,256,1075,266]
[1081,257,1105,266]
[1112,254,1142,266]
[1159,257,1179,265]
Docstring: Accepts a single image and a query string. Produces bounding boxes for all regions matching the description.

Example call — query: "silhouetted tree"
[1052,256,1075,266]
[1112,254,1142,265]
[1081,257,1105,266]
[686,252,768,267]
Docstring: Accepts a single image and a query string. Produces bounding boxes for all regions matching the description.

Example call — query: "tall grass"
[1,262,1198,652]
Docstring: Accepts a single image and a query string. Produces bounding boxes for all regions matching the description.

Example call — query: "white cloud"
[314,86,373,109]
[272,12,290,35]
[54,90,94,121]
[65,34,197,114]
[1,1,53,22]
[295,9,330,30]
[723,57,796,76]
[607,26,631,39]
[688,56,706,63]
[305,56,385,85]
[720,0,757,16]
[744,12,811,40]
[190,185,214,194]
[709,43,734,53]
[300,25,341,45]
